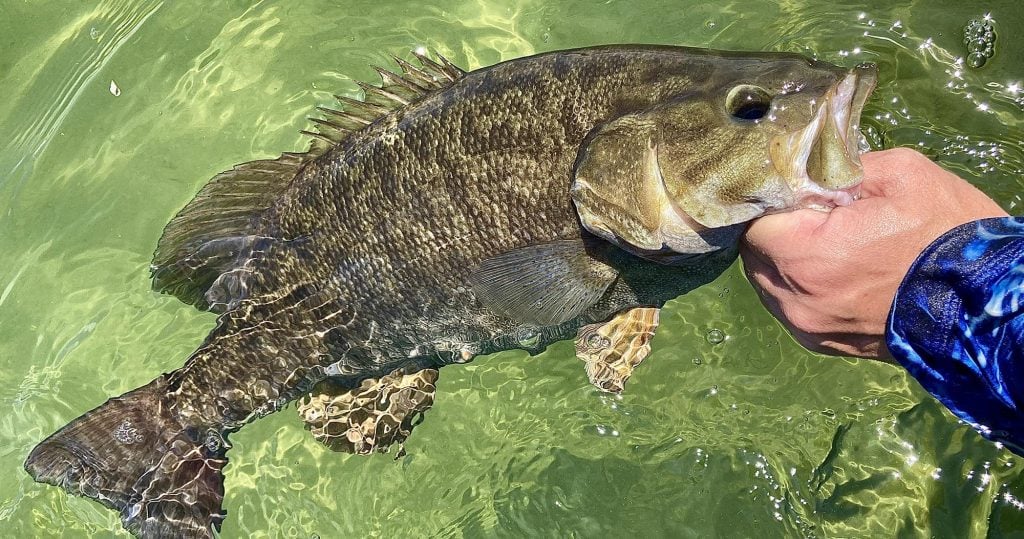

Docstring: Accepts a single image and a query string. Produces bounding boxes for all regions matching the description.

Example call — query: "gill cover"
[570,101,781,259]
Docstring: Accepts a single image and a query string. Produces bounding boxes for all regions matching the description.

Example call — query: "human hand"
[740,147,1008,359]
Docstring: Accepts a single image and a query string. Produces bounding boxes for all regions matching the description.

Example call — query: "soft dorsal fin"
[151,52,465,310]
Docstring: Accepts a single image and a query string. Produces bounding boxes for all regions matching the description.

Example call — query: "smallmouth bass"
[25,45,876,537]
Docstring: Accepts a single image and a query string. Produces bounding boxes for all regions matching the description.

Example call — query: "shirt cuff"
[886,217,1024,453]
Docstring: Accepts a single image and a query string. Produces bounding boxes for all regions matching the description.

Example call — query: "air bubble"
[205,430,223,452]
[962,17,996,69]
[586,333,611,349]
[516,327,541,348]
[706,329,725,344]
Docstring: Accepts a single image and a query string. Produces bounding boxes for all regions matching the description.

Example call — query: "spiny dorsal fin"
[412,50,465,82]
[152,51,465,310]
[392,56,441,89]
[333,95,390,117]
[374,66,428,94]
[315,107,370,128]
[303,51,465,155]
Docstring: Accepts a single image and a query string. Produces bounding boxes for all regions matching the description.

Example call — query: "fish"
[23,45,877,537]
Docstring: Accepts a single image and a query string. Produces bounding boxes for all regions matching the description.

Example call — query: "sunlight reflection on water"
[1,0,1023,537]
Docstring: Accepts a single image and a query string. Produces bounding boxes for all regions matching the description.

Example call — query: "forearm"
[887,217,1024,452]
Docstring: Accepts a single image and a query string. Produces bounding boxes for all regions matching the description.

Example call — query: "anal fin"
[296,367,438,457]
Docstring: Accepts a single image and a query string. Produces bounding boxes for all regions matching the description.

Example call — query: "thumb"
[743,208,829,257]
[857,148,925,199]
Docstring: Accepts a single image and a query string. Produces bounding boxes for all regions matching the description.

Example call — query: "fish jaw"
[770,63,878,210]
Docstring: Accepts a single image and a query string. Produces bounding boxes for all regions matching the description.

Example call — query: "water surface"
[1,0,1023,536]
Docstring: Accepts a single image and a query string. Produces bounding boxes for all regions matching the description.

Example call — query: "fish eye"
[726,85,772,121]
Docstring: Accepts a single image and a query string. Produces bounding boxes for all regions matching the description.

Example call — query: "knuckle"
[781,305,817,336]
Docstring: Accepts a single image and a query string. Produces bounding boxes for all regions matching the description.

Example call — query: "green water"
[1,0,1023,537]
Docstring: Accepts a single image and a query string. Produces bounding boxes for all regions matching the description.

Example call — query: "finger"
[808,332,893,360]
[738,254,791,319]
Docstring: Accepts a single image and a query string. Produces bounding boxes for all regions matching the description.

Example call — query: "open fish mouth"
[772,62,878,209]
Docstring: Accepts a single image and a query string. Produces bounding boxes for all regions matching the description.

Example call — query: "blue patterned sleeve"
[887,217,1024,453]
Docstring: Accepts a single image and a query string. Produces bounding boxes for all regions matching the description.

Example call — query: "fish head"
[571,54,878,261]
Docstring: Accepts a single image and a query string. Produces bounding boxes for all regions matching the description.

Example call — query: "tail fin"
[24,375,228,538]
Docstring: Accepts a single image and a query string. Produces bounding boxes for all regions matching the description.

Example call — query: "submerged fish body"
[24,45,876,537]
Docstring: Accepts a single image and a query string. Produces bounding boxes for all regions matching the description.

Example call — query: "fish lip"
[773,63,878,209]
[841,63,878,161]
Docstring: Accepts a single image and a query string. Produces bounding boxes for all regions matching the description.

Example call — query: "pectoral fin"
[575,307,661,393]
[469,239,619,326]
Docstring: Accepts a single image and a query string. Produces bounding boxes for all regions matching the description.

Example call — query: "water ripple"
[2,1,1024,537]
[0,0,163,218]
